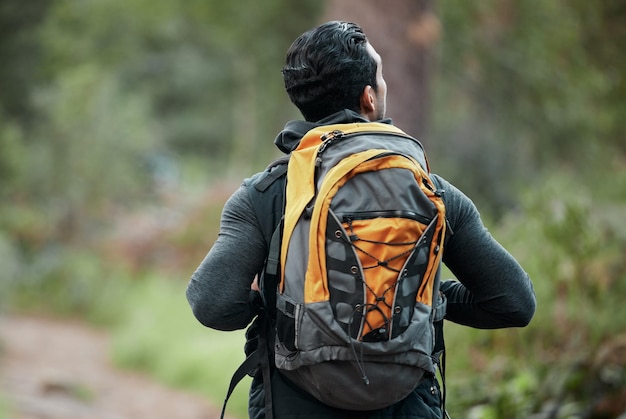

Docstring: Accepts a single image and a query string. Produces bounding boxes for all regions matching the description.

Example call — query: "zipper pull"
[316,130,345,167]
[422,178,445,197]
[320,129,344,142]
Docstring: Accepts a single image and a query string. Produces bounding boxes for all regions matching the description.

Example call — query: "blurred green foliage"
[108,275,250,417]
[431,0,626,216]
[1,0,625,418]
[0,0,320,250]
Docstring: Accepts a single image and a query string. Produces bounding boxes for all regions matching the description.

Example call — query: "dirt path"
[0,315,227,419]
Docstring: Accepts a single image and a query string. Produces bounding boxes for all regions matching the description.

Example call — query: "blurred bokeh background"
[1,0,625,418]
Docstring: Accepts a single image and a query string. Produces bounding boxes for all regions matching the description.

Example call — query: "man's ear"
[359,85,376,120]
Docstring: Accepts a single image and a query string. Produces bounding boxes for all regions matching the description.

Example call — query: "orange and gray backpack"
[222,122,447,418]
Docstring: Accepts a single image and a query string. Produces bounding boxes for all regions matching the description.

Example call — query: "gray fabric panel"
[331,168,435,219]
[279,362,426,411]
[276,300,434,368]
[297,301,352,349]
[327,269,355,292]
[334,302,355,324]
[283,215,310,301]
[316,133,428,187]
[325,238,347,262]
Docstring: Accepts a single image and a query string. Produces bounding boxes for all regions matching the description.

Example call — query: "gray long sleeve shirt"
[187,111,536,332]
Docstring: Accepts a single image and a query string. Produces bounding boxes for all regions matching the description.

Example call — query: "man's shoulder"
[429,173,482,235]
[430,174,464,210]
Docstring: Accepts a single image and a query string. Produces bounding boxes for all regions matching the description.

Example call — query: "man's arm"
[433,175,536,329]
[186,183,267,331]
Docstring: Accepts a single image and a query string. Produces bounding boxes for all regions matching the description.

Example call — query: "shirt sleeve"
[186,182,267,331]
[432,175,536,329]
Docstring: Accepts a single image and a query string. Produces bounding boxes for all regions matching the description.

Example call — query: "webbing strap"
[220,318,274,419]
[261,337,273,418]
[220,349,260,419]
[433,328,450,419]
[430,348,449,418]
[265,222,282,277]
[254,157,289,192]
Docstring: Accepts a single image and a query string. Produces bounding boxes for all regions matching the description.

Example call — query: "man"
[187,21,536,418]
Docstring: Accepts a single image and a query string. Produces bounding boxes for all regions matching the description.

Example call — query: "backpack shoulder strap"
[247,155,289,298]
[254,155,290,192]
[245,155,289,248]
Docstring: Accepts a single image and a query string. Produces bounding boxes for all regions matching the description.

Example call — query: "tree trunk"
[322,0,439,142]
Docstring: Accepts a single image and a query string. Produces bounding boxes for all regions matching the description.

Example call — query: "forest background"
[1,0,625,418]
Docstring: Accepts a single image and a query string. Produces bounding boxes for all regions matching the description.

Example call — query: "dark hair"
[282,21,378,122]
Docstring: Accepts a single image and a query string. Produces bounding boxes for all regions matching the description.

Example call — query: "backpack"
[221,122,447,418]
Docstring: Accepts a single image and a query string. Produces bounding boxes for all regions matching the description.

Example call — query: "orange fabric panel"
[280,143,318,293]
[344,217,424,337]
[418,178,446,305]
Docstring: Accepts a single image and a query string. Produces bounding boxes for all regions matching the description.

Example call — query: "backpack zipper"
[342,211,433,226]
[316,130,345,167]
[315,130,422,167]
